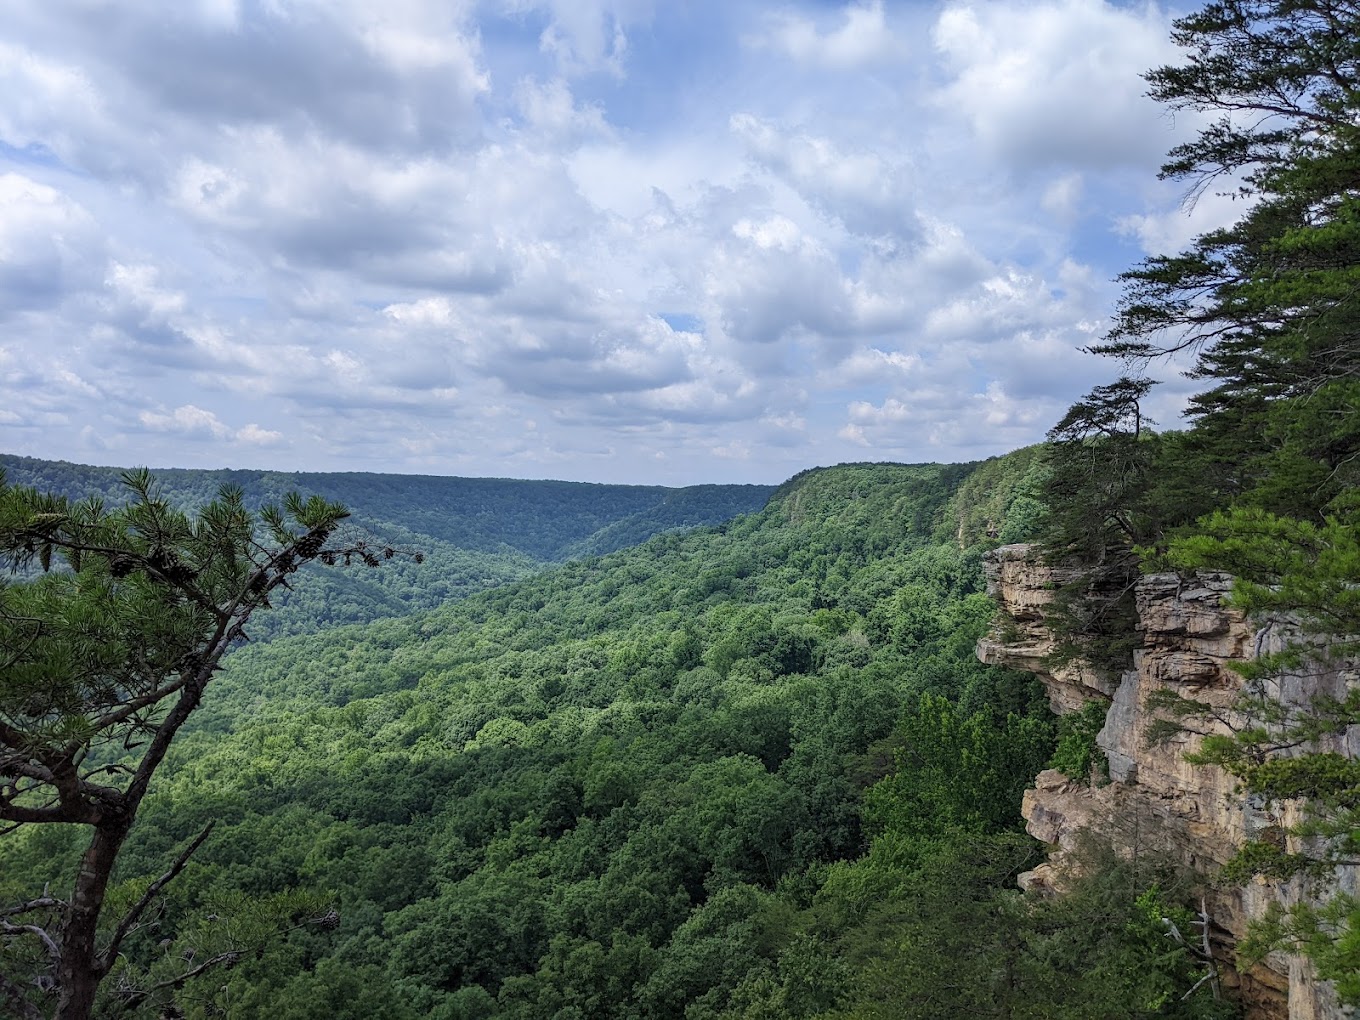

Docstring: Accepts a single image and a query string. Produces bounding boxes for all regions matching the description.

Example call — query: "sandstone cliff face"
[975,544,1118,713]
[979,544,1358,1020]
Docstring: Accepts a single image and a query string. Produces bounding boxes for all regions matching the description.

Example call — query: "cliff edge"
[979,543,1359,1020]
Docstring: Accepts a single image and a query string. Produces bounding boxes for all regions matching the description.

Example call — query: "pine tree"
[0,469,384,1019]
[1097,0,1360,517]
[1054,0,1360,997]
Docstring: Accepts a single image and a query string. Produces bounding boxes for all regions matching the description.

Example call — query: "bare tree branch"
[1,896,63,919]
[2,919,61,966]
[100,821,216,970]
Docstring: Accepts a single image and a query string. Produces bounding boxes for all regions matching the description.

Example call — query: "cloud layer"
[1,0,1214,484]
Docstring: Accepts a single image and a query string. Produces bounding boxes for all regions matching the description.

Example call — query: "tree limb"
[1,896,64,919]
[117,950,245,1010]
[0,800,97,825]
[1,919,61,966]
[99,821,216,970]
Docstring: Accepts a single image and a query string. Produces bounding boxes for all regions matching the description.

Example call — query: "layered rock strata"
[979,544,1359,1020]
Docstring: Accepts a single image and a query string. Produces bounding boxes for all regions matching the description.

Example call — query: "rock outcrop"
[980,543,1359,1020]
[975,544,1118,712]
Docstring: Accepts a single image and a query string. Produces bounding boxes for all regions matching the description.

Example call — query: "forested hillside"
[5,0,1359,1015]
[0,455,772,641]
[2,452,1234,1018]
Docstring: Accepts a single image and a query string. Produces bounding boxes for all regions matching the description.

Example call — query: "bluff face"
[978,544,1360,1020]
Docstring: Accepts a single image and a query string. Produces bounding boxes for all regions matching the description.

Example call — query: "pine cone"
[314,908,341,931]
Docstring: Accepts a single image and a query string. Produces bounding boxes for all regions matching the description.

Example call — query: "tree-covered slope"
[0,451,1232,1018]
[0,455,773,641]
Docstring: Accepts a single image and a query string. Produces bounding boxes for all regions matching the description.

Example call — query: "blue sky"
[0,0,1233,485]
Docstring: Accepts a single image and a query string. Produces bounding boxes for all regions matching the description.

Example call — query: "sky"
[0,0,1234,486]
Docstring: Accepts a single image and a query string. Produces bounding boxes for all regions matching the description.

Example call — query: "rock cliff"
[979,543,1359,1020]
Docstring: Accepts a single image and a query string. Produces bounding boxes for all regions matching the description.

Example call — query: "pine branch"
[100,822,216,970]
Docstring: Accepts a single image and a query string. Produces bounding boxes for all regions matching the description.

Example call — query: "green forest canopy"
[1,452,1235,1018]
[0,454,773,643]
[8,0,1360,1010]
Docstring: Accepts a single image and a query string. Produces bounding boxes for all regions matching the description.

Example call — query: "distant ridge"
[0,453,774,640]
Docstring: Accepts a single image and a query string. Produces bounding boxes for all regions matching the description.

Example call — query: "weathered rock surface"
[981,544,1359,1020]
[975,543,1119,712]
